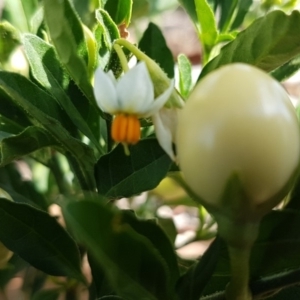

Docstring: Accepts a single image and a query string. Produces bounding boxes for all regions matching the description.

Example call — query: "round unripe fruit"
[177,63,300,207]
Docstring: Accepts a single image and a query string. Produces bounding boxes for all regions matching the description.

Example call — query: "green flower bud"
[177,63,300,217]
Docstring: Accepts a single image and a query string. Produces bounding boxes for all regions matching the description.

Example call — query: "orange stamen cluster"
[111,114,140,145]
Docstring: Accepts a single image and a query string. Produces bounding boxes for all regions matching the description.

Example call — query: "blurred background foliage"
[1,0,300,299]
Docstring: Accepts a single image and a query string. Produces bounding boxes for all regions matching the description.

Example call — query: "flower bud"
[177,63,300,215]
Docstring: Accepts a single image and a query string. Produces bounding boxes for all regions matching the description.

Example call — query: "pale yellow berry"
[177,63,300,206]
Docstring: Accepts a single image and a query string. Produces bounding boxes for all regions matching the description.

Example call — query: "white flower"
[93,62,176,159]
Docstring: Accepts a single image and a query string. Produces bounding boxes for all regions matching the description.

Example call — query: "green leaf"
[0,198,83,281]
[177,54,193,99]
[0,164,48,210]
[0,126,57,166]
[271,53,300,81]
[195,0,218,53]
[63,200,173,300]
[218,0,238,32]
[0,90,32,134]
[104,0,133,26]
[122,211,180,289]
[95,8,120,51]
[0,71,76,134]
[230,0,253,30]
[88,252,115,298]
[200,10,300,79]
[23,34,102,152]
[177,0,198,24]
[139,22,174,78]
[2,0,38,32]
[202,210,300,297]
[0,72,96,190]
[176,237,221,300]
[43,0,94,103]
[95,139,172,198]
[95,8,121,72]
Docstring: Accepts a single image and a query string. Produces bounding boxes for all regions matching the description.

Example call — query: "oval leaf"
[95,139,172,198]
[0,198,83,281]
[200,10,300,79]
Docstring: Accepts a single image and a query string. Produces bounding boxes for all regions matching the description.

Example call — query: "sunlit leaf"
[104,0,132,26]
[23,34,102,152]
[177,54,193,99]
[195,0,218,53]
[0,72,96,190]
[200,10,300,78]
[43,0,94,103]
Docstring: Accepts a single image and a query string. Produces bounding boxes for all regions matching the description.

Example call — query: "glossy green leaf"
[230,0,253,30]
[271,53,300,81]
[95,139,172,198]
[0,126,57,166]
[177,54,192,99]
[176,237,221,300]
[0,198,83,281]
[43,0,94,103]
[0,72,96,190]
[2,0,38,32]
[88,252,115,298]
[218,0,238,32]
[63,200,173,300]
[195,0,218,52]
[139,22,174,78]
[122,211,180,289]
[200,10,300,79]
[23,34,101,152]
[104,0,132,26]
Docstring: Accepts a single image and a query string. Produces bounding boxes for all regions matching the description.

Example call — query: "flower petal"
[94,67,119,113]
[116,62,154,113]
[152,108,179,161]
[142,80,174,117]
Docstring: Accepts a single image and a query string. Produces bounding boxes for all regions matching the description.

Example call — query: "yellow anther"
[111,114,140,145]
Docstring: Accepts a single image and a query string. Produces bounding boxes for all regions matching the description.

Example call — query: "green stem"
[115,38,151,62]
[169,172,205,204]
[113,43,129,72]
[49,153,72,195]
[226,245,252,300]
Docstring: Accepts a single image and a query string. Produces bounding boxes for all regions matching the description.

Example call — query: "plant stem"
[49,153,72,195]
[225,245,252,300]
[113,43,129,72]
